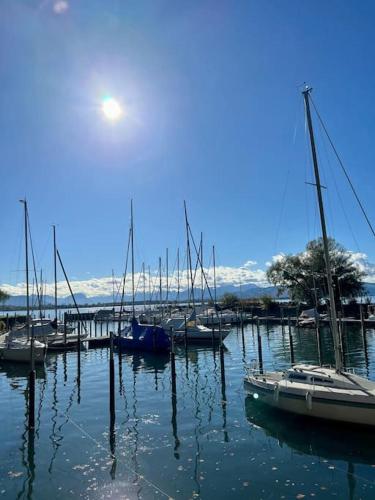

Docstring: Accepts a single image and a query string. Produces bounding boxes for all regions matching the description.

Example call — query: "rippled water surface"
[1,323,375,499]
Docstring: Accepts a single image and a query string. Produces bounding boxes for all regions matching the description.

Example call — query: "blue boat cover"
[114,317,170,353]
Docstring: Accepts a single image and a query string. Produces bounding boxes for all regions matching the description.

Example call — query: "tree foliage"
[221,292,239,309]
[0,289,9,304]
[266,238,364,306]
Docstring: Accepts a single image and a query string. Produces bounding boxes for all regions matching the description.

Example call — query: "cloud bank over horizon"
[1,251,375,299]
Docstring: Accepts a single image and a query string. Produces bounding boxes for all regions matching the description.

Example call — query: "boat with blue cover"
[114,317,170,353]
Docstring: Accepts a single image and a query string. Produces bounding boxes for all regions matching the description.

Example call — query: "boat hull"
[0,345,46,364]
[173,329,230,343]
[244,378,375,427]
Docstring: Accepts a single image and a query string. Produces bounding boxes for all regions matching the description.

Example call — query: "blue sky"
[1,0,375,295]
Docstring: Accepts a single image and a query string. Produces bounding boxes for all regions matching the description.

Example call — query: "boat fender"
[273,383,280,403]
[306,391,313,411]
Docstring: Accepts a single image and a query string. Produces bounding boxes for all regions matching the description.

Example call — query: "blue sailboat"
[114,317,170,353]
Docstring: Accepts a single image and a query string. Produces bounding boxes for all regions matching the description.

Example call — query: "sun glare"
[101,97,123,121]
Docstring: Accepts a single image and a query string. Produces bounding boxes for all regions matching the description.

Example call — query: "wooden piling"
[360,305,367,351]
[184,314,188,349]
[77,322,81,376]
[64,312,67,345]
[28,325,35,429]
[109,331,115,420]
[256,319,263,374]
[288,316,295,365]
[170,329,176,394]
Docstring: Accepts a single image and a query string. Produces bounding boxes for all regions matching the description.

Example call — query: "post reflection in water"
[0,322,374,499]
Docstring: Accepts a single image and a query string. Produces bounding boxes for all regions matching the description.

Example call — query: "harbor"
[2,2,375,499]
[1,321,375,499]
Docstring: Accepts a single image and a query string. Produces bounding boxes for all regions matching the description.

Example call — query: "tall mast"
[177,247,180,304]
[148,265,151,309]
[159,256,163,318]
[53,225,58,322]
[112,269,115,306]
[166,248,169,306]
[200,232,204,306]
[142,262,146,312]
[303,87,342,371]
[21,200,30,341]
[130,199,135,319]
[184,201,195,307]
[213,245,217,307]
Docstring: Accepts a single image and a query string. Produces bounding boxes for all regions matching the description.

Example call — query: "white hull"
[0,337,46,364]
[173,327,230,343]
[244,365,375,427]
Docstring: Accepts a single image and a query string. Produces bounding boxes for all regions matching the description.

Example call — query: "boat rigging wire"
[310,95,375,239]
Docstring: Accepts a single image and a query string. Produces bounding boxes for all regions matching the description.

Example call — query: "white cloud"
[2,251,374,298]
[347,251,375,283]
[0,261,269,298]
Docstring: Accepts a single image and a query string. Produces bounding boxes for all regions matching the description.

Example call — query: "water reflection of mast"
[48,357,60,473]
[48,357,78,473]
[192,361,202,497]
[17,384,35,500]
[170,346,180,459]
[132,358,142,499]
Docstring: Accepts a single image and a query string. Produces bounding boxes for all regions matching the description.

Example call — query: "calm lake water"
[1,323,375,499]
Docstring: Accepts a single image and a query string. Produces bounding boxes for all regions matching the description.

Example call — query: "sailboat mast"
[166,248,169,306]
[303,87,342,371]
[142,262,146,312]
[200,232,204,306]
[22,200,30,341]
[184,201,195,307]
[213,245,217,307]
[131,200,135,319]
[177,248,180,304]
[53,225,58,322]
[148,265,151,309]
[159,256,162,314]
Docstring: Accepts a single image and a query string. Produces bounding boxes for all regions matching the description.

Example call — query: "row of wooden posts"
[27,307,371,430]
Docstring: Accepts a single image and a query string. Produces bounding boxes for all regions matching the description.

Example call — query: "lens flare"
[101,97,123,121]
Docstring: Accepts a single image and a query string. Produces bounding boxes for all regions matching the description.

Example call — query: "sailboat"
[114,201,171,353]
[0,200,47,364]
[244,87,375,426]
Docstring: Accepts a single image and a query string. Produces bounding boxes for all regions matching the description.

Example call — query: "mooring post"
[89,320,92,338]
[219,328,225,386]
[171,328,176,393]
[338,312,345,368]
[184,314,188,349]
[64,312,67,344]
[316,316,323,366]
[288,316,295,365]
[77,321,81,376]
[360,304,367,350]
[106,320,109,337]
[100,321,103,337]
[28,325,35,429]
[256,318,263,374]
[211,314,215,345]
[109,331,115,420]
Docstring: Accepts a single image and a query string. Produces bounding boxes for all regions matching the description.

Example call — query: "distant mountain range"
[2,283,280,307]
[2,282,375,308]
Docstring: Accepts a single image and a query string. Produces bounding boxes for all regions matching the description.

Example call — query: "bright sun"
[101,96,123,121]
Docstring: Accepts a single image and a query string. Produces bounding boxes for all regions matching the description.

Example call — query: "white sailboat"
[163,310,230,343]
[244,87,375,426]
[0,200,47,364]
[0,334,46,364]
